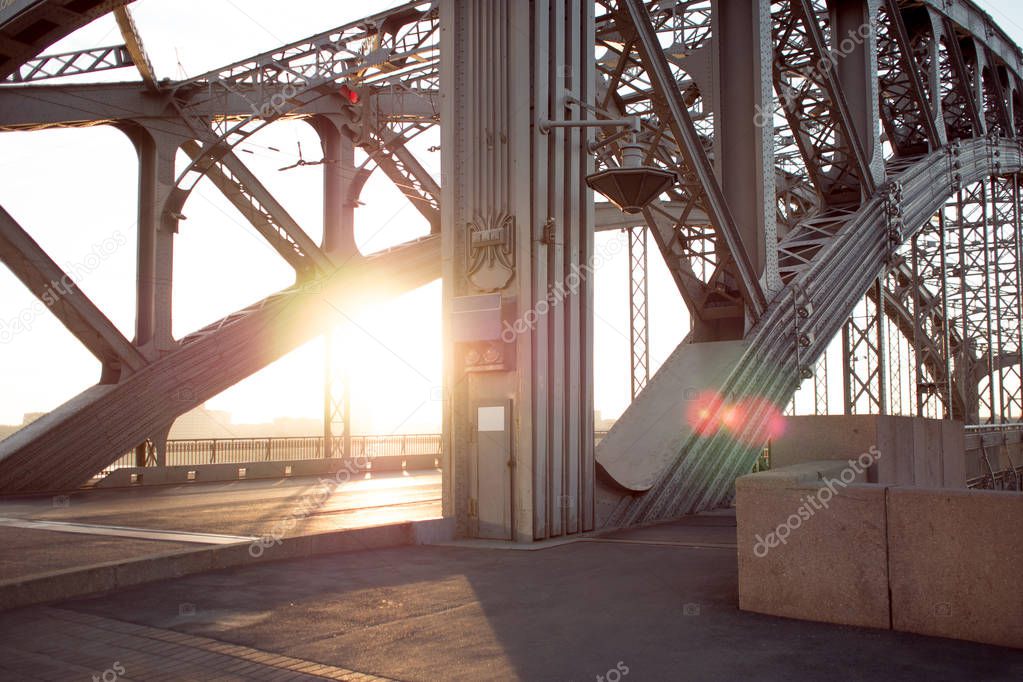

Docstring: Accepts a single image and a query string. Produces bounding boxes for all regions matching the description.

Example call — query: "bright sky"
[0,0,1019,433]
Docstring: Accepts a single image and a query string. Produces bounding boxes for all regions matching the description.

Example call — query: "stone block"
[736,467,890,630]
[887,487,1023,649]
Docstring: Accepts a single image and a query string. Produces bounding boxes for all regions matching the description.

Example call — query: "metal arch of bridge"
[2,1,1023,538]
[596,0,1023,528]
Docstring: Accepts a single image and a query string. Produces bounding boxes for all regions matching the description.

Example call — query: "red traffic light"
[339,84,360,105]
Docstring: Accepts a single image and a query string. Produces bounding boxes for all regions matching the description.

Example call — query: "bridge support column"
[712,0,778,302]
[121,123,185,463]
[830,0,885,190]
[440,0,595,541]
[312,116,359,460]
[310,115,361,258]
[122,124,182,357]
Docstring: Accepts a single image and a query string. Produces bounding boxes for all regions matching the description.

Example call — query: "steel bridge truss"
[1,0,1022,532]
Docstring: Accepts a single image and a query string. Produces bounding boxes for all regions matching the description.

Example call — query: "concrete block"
[912,418,942,488]
[773,415,962,488]
[0,564,116,611]
[769,415,879,471]
[412,517,456,544]
[404,454,441,470]
[941,421,966,487]
[114,548,215,588]
[887,487,1023,649]
[875,416,915,485]
[369,456,405,472]
[736,468,890,630]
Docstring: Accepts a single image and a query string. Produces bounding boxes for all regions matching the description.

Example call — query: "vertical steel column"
[989,175,1022,421]
[310,115,361,258]
[1010,174,1018,421]
[323,328,351,459]
[628,226,649,399]
[441,0,594,541]
[843,278,887,414]
[888,302,903,415]
[813,352,829,415]
[948,182,993,422]
[123,124,181,355]
[911,215,952,418]
[122,123,184,467]
[876,278,888,414]
[712,0,778,294]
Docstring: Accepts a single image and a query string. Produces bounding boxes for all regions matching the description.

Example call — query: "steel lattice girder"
[911,214,956,417]
[771,0,876,204]
[844,279,887,415]
[628,226,650,398]
[599,0,768,322]
[2,44,134,83]
[876,0,941,155]
[987,175,1023,420]
[167,1,442,231]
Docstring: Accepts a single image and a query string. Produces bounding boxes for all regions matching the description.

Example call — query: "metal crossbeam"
[2,45,133,83]
[0,206,147,377]
[180,141,335,275]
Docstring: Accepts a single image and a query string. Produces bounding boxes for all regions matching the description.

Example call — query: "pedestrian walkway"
[0,607,390,680]
[2,509,1020,681]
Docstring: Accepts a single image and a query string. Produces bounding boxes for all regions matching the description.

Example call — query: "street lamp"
[584,143,676,214]
[539,97,676,214]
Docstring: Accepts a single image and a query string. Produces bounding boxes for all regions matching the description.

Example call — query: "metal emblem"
[466,212,515,291]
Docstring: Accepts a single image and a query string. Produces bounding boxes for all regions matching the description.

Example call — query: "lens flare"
[731,396,786,444]
[685,390,726,437]
[685,391,786,444]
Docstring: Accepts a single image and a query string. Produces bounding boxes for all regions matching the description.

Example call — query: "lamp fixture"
[585,144,677,214]
[539,95,677,215]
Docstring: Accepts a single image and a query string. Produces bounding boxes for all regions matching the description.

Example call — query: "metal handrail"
[964,423,1023,491]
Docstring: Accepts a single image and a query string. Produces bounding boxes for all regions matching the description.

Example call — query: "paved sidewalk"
[0,472,441,583]
[0,607,390,680]
[1,510,1019,681]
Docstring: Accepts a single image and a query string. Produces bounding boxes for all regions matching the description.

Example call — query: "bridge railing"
[100,432,614,479]
[964,423,1023,491]
[100,434,444,477]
